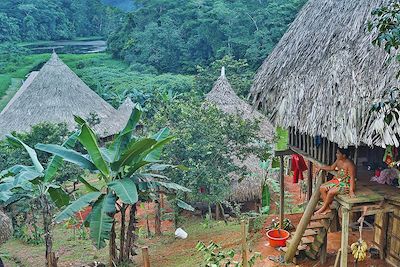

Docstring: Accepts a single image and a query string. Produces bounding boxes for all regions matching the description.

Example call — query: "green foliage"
[150,94,261,204]
[108,0,307,72]
[0,75,11,99]
[368,1,400,54]
[37,107,192,250]
[196,241,262,267]
[196,55,253,96]
[0,0,125,42]
[266,217,294,231]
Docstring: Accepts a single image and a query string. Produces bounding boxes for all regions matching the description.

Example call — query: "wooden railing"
[284,170,326,263]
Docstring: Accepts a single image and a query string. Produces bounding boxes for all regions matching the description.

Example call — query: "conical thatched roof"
[0,52,134,138]
[250,0,400,148]
[207,67,274,141]
[206,68,275,202]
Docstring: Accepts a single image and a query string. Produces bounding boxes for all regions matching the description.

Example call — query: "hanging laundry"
[291,154,308,183]
[383,145,394,165]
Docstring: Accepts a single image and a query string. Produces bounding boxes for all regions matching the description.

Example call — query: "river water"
[25,40,107,54]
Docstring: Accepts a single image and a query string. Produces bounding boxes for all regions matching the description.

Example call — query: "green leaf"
[111,138,157,171]
[35,144,97,171]
[143,136,174,162]
[48,187,70,208]
[152,127,170,141]
[108,106,142,161]
[6,135,44,173]
[13,170,43,185]
[74,116,110,178]
[156,181,191,192]
[44,130,80,182]
[90,193,116,249]
[108,178,138,204]
[79,177,100,192]
[177,199,194,211]
[54,192,102,223]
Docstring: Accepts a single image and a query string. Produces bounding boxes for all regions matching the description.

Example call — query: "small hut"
[250,0,400,266]
[206,67,275,207]
[0,52,134,138]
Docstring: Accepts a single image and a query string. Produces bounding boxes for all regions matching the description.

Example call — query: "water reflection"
[26,40,107,54]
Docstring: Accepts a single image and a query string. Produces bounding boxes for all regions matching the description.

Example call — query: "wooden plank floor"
[335,182,400,208]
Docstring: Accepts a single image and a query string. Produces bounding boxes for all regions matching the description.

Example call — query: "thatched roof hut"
[0,52,134,138]
[206,68,275,202]
[0,210,12,245]
[207,67,274,141]
[250,0,400,148]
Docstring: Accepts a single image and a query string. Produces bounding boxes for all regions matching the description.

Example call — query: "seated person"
[315,148,356,215]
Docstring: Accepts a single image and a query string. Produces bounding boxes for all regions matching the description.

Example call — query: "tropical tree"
[35,106,192,265]
[0,132,79,267]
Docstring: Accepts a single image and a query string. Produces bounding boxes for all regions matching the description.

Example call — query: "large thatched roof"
[250,0,400,148]
[206,68,275,202]
[0,52,134,138]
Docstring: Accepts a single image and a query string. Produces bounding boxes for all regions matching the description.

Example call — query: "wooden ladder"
[282,171,326,263]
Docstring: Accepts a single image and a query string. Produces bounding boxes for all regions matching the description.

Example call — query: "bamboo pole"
[340,208,350,267]
[142,246,150,267]
[284,171,324,263]
[241,220,249,267]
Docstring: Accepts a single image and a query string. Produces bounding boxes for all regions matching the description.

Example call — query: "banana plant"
[0,131,78,267]
[35,106,192,265]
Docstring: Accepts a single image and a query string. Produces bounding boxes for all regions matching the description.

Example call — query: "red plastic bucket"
[266,229,290,247]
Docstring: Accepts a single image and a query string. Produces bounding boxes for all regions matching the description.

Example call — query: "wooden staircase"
[281,171,330,264]
[281,212,335,263]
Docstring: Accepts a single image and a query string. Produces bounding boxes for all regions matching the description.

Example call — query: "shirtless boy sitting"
[314,148,356,215]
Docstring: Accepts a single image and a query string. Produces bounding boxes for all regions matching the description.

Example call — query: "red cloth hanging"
[291,154,308,183]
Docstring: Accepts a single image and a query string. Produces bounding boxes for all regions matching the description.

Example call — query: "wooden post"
[279,155,285,229]
[379,212,389,259]
[321,231,328,264]
[284,171,324,263]
[307,161,313,201]
[142,246,150,267]
[340,208,350,267]
[241,220,249,267]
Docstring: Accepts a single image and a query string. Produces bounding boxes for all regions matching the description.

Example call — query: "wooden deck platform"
[334,182,400,267]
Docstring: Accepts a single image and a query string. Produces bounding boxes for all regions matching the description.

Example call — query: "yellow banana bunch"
[351,239,368,261]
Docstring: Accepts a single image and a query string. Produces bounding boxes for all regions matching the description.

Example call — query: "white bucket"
[174,228,188,239]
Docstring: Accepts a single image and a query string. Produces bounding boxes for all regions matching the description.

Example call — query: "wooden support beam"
[305,134,308,154]
[280,155,285,229]
[241,220,249,267]
[284,171,324,263]
[142,247,150,267]
[321,232,328,264]
[327,140,332,165]
[340,208,350,267]
[307,161,313,201]
[289,127,292,146]
[274,148,294,157]
[332,143,336,166]
[379,212,389,260]
[322,138,326,164]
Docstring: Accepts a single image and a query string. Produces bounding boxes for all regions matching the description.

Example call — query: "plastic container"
[266,229,290,247]
[175,228,188,239]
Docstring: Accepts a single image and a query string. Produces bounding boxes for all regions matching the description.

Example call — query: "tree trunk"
[41,196,57,267]
[155,199,162,236]
[119,204,127,263]
[123,204,137,263]
[215,203,220,220]
[109,222,117,267]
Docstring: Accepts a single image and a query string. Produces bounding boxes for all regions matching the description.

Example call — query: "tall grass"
[0,75,11,98]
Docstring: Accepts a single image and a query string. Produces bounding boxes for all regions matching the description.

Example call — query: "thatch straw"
[250,0,400,148]
[207,67,274,141]
[0,211,12,245]
[206,68,275,202]
[0,52,133,138]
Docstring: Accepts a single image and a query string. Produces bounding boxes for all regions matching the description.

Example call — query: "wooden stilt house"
[250,0,400,266]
